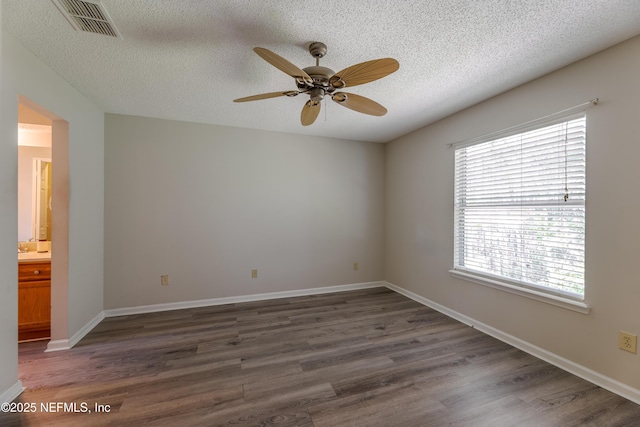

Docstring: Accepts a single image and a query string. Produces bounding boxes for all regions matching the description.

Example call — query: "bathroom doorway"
[17,107,52,342]
[17,96,69,348]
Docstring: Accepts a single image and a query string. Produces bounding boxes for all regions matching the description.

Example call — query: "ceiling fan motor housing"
[300,66,335,89]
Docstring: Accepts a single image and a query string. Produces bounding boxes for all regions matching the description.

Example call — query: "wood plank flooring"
[2,287,640,426]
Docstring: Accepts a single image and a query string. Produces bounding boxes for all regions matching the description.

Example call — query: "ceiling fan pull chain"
[324,98,328,122]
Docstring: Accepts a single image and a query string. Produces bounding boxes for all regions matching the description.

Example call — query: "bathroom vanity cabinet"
[18,260,51,341]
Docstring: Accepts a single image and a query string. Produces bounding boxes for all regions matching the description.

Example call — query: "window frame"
[450,111,590,314]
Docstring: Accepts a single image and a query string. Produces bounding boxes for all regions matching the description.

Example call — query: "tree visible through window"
[453,114,586,299]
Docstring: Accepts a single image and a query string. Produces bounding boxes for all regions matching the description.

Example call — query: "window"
[453,114,586,302]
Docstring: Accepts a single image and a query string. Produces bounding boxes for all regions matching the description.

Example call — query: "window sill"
[449,269,591,314]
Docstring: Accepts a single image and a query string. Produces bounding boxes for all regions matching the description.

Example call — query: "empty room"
[2,1,640,425]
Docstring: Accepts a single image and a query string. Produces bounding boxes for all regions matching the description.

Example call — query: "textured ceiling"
[3,1,640,143]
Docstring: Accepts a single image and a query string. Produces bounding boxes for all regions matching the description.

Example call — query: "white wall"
[1,28,104,399]
[0,6,19,401]
[104,115,385,309]
[385,35,640,392]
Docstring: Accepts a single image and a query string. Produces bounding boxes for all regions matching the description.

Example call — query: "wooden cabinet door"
[18,261,51,341]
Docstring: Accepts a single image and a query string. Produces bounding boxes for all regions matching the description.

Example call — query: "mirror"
[34,159,52,241]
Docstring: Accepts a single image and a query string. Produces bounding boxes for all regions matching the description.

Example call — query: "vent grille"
[52,0,121,38]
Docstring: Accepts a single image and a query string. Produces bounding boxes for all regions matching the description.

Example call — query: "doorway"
[17,114,52,342]
[17,96,69,349]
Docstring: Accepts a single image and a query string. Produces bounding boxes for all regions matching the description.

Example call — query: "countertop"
[18,252,51,262]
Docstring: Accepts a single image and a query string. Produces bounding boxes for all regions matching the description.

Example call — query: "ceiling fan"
[233,42,399,126]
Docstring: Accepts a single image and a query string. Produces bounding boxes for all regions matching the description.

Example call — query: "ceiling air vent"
[51,0,122,38]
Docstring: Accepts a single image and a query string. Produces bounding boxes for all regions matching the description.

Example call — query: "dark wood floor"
[3,287,639,426]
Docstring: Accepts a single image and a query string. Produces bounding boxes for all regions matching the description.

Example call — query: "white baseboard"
[45,339,70,352]
[0,381,24,404]
[104,281,385,317]
[45,311,105,352]
[69,311,105,347]
[384,281,640,406]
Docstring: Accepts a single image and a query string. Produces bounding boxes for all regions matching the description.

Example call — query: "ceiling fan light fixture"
[309,88,325,103]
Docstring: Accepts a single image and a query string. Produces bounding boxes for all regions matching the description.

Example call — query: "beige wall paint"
[385,35,640,390]
[1,27,104,399]
[104,115,385,309]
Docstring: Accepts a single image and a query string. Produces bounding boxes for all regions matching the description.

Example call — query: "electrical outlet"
[251,269,258,279]
[161,275,170,286]
[353,262,359,271]
[619,331,637,354]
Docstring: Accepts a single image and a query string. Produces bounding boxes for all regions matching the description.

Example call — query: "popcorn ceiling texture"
[3,0,640,142]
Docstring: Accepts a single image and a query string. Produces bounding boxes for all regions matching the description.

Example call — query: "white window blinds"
[453,114,586,299]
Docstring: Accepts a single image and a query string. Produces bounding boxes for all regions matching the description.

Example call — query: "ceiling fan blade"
[332,92,387,116]
[253,47,313,85]
[301,100,321,126]
[330,58,399,88]
[233,91,299,102]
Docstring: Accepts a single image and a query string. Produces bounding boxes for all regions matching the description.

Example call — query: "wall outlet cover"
[619,331,637,354]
